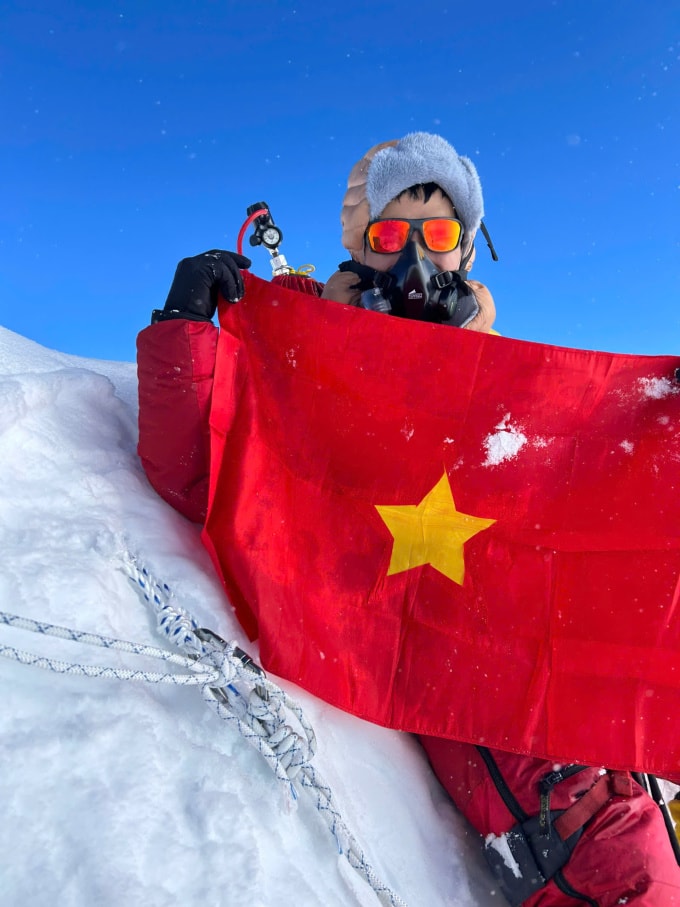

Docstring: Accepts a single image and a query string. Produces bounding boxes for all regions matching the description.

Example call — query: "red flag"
[203,272,680,777]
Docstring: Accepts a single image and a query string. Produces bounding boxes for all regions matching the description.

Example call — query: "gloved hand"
[152,250,252,323]
[321,260,379,307]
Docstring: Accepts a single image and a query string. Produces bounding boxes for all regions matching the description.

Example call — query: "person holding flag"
[137,133,680,905]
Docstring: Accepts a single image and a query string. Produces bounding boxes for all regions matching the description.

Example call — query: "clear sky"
[1,0,678,362]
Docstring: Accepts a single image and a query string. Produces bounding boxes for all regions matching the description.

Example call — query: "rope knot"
[268,726,307,780]
[120,554,408,907]
[198,648,237,689]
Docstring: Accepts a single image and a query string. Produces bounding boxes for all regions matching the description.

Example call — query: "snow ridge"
[0,327,498,906]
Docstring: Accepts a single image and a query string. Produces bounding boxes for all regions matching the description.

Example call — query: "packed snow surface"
[0,327,499,906]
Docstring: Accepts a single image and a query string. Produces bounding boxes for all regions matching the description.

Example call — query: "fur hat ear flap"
[340,140,398,257]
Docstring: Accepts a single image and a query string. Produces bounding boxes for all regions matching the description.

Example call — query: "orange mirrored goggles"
[365,217,464,254]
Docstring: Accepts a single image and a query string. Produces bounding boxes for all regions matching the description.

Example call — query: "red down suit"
[137,278,680,907]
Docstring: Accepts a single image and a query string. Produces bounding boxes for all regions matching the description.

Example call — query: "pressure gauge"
[247,201,283,250]
[261,225,282,249]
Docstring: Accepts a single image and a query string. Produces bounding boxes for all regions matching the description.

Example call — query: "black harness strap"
[476,746,599,906]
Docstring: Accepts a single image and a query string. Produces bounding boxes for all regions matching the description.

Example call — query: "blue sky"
[1,0,678,361]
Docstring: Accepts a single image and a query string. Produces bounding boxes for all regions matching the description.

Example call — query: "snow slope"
[0,326,500,907]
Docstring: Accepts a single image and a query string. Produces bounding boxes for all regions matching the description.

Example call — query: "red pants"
[420,736,680,906]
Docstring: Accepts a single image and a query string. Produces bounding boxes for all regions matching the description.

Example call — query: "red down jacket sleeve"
[137,319,218,523]
[136,274,325,524]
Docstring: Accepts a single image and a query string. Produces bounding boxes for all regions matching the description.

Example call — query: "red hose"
[237,207,269,259]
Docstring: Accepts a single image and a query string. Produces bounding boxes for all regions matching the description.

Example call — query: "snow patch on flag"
[401,419,415,441]
[637,376,679,399]
[482,414,528,466]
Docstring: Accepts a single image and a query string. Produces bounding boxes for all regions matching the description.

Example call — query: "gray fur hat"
[340,133,484,257]
[367,132,484,239]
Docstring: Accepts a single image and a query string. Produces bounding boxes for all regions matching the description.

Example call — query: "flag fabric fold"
[202,271,680,777]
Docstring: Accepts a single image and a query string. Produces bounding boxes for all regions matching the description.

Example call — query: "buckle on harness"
[485,811,583,907]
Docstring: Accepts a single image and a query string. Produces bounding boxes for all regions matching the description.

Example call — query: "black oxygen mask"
[360,240,480,327]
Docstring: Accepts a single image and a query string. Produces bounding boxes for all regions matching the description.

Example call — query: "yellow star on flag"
[375,472,496,585]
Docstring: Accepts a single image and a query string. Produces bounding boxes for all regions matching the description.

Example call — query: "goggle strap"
[479,220,499,261]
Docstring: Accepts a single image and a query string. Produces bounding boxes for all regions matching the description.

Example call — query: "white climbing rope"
[0,555,408,907]
[0,611,217,685]
[124,556,408,907]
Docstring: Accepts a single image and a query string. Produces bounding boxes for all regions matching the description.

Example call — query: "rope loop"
[122,556,407,905]
[0,553,407,907]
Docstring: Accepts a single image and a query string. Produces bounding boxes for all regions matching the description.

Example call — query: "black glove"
[337,259,381,292]
[152,250,252,324]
